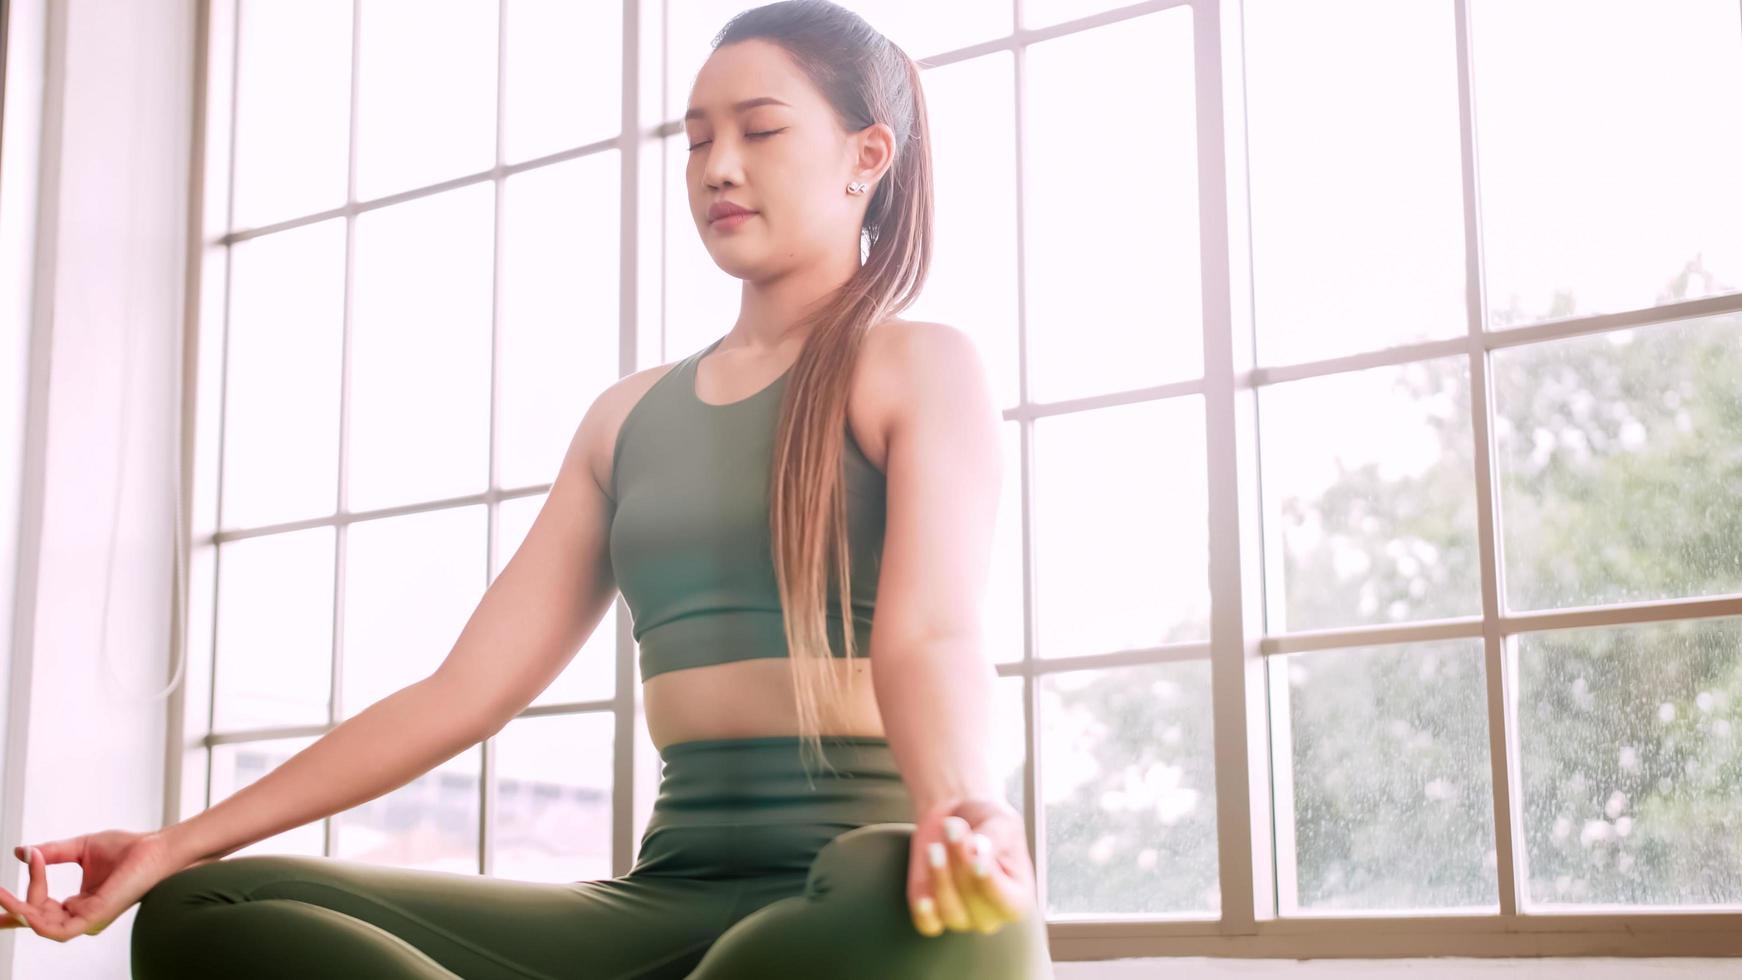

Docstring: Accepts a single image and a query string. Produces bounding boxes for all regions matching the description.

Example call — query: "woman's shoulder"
[860,318,985,385]
[847,318,986,477]
[586,353,697,503]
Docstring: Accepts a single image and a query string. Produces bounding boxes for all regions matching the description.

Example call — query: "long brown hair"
[707,1,935,780]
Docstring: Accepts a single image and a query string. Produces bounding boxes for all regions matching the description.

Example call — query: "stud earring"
[847,181,868,195]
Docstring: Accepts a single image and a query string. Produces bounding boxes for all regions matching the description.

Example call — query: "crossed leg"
[130,853,743,980]
[129,825,1052,979]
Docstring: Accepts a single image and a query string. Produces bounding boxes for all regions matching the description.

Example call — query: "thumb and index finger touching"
[0,838,105,939]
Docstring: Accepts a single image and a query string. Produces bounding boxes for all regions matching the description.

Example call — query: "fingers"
[908,838,943,937]
[916,817,1010,936]
[941,822,984,929]
[908,885,941,937]
[926,834,973,932]
[909,809,1035,940]
[945,823,1005,934]
[1,849,34,931]
[25,848,46,907]
[961,832,1024,926]
[17,839,78,865]
[0,886,32,932]
[3,846,70,940]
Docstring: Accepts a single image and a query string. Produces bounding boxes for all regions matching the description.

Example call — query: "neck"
[728,251,860,352]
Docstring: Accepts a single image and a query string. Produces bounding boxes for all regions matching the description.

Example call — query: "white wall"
[1,1,195,978]
[0,0,52,973]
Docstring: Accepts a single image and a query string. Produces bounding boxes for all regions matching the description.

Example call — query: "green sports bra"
[607,335,887,681]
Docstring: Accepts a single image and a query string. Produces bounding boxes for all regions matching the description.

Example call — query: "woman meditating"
[1,2,1053,976]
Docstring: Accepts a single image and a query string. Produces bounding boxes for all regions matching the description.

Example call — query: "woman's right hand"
[0,828,193,943]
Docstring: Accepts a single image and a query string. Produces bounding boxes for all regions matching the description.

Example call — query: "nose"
[699,139,745,192]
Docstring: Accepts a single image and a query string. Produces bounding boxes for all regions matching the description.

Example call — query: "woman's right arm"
[163,392,624,868]
[162,674,499,866]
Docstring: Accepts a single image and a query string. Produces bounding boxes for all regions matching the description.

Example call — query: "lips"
[708,201,757,222]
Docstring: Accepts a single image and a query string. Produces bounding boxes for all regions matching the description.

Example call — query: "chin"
[707,249,770,281]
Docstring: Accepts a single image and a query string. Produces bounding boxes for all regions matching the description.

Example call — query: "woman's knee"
[132,856,310,974]
[808,822,1053,978]
[135,854,340,939]
[697,822,1053,978]
[140,855,312,906]
[802,822,913,904]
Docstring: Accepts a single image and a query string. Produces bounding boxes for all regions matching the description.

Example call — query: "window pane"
[232,0,351,229]
[632,703,661,855]
[354,0,497,200]
[222,219,345,530]
[854,1,1013,62]
[1472,0,1742,328]
[334,743,482,872]
[211,738,327,858]
[1042,660,1218,916]
[213,528,335,732]
[1492,312,1742,612]
[502,0,621,164]
[1259,356,1480,632]
[349,184,495,512]
[499,152,622,490]
[341,506,487,718]
[906,51,1020,412]
[984,421,1024,665]
[1024,8,1200,403]
[1020,0,1134,32]
[1517,618,1742,907]
[1034,398,1209,658]
[496,491,615,705]
[1278,641,1497,912]
[492,712,615,883]
[1246,0,1467,366]
[994,674,1028,820]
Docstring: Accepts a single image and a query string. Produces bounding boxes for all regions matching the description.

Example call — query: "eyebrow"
[683,97,792,122]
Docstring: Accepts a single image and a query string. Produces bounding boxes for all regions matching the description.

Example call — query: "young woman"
[2,2,1053,975]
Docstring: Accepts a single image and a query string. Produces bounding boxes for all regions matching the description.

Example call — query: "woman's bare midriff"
[642,656,887,752]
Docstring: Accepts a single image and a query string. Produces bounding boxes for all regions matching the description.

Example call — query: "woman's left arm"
[865,322,1037,938]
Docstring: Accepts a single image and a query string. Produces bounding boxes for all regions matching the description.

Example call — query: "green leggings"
[130,735,1054,978]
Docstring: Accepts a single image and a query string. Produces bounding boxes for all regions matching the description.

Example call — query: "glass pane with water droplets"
[1042,660,1219,917]
[1280,640,1498,912]
[1517,618,1742,907]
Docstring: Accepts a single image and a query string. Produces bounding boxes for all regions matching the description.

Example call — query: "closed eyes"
[686,129,786,151]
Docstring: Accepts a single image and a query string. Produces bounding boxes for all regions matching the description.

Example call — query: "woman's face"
[683,39,891,281]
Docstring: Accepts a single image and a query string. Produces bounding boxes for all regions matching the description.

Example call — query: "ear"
[850,121,898,190]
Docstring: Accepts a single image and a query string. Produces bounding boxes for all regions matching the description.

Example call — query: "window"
[182,0,1742,959]
[185,0,631,880]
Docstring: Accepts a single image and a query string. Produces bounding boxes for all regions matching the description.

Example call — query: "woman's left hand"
[906,795,1036,938]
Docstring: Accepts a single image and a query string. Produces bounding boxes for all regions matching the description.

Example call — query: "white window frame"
[173,0,1742,961]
